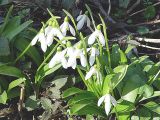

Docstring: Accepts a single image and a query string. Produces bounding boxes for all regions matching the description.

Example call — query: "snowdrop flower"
[77,11,91,30]
[60,16,75,36]
[66,41,74,57]
[49,46,68,69]
[44,20,53,36]
[46,22,64,46]
[85,65,102,80]
[88,25,105,46]
[98,94,117,115]
[87,46,99,66]
[67,42,87,69]
[31,29,47,52]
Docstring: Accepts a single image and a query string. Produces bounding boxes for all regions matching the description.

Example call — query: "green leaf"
[15,38,42,65]
[140,91,160,102]
[111,44,120,67]
[68,91,97,106]
[143,101,160,115]
[63,87,83,98]
[144,6,156,19]
[25,95,40,111]
[0,37,10,56]
[7,20,33,40]
[119,49,127,64]
[0,65,24,78]
[0,91,7,104]
[41,97,52,110]
[113,65,128,88]
[70,99,94,115]
[8,77,26,91]
[137,26,149,35]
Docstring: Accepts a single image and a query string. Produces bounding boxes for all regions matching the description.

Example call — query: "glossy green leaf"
[63,87,83,98]
[15,38,42,65]
[0,91,7,104]
[8,77,26,91]
[0,37,10,56]
[119,49,127,64]
[0,65,24,78]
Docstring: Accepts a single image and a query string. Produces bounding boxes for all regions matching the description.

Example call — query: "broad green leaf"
[7,87,20,99]
[68,91,97,106]
[140,91,160,102]
[0,5,13,33]
[119,49,127,64]
[8,77,26,91]
[2,16,21,37]
[63,87,83,98]
[0,65,24,78]
[15,38,42,65]
[41,97,52,110]
[142,84,153,98]
[0,37,10,56]
[25,95,40,111]
[112,100,135,113]
[0,91,7,104]
[113,65,128,88]
[70,99,94,115]
[7,20,33,40]
[0,0,12,5]
[143,101,160,115]
[111,44,120,67]
[76,105,106,117]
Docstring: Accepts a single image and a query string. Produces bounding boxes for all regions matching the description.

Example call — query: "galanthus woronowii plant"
[30,6,160,119]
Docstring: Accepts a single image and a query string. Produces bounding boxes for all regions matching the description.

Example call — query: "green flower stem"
[99,14,111,70]
[54,37,66,48]
[14,43,31,64]
[36,43,59,72]
[148,70,160,85]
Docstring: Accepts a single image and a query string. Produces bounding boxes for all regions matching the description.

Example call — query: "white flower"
[46,22,64,46]
[87,47,99,66]
[49,47,68,69]
[60,17,75,36]
[77,11,91,30]
[31,31,47,52]
[67,43,87,69]
[88,25,105,46]
[98,94,117,115]
[85,65,102,80]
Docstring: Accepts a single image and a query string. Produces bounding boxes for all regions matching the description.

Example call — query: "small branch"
[93,0,116,24]
[129,1,160,17]
[135,37,160,43]
[108,0,111,15]
[127,0,141,14]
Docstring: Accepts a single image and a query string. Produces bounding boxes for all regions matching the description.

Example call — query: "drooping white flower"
[66,41,74,58]
[46,22,65,46]
[49,47,68,69]
[31,29,47,52]
[88,25,105,46]
[77,11,91,30]
[87,46,99,66]
[85,65,102,80]
[98,94,117,115]
[60,16,75,36]
[67,42,87,69]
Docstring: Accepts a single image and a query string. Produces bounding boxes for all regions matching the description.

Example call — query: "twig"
[135,37,160,43]
[127,0,141,14]
[129,1,160,17]
[93,0,116,24]
[108,0,111,15]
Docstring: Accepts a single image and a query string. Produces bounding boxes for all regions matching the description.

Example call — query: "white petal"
[97,95,105,106]
[89,48,96,66]
[49,53,59,68]
[110,95,117,106]
[39,33,47,52]
[86,17,91,28]
[85,66,96,80]
[77,15,83,21]
[61,57,68,69]
[60,22,68,36]
[55,29,64,40]
[95,48,99,55]
[88,32,97,45]
[80,53,87,67]
[45,26,52,36]
[77,16,85,30]
[46,29,54,46]
[98,32,105,46]
[31,34,39,45]
[87,48,91,52]
[69,24,76,36]
[67,55,76,68]
[67,47,74,57]
[105,101,111,115]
